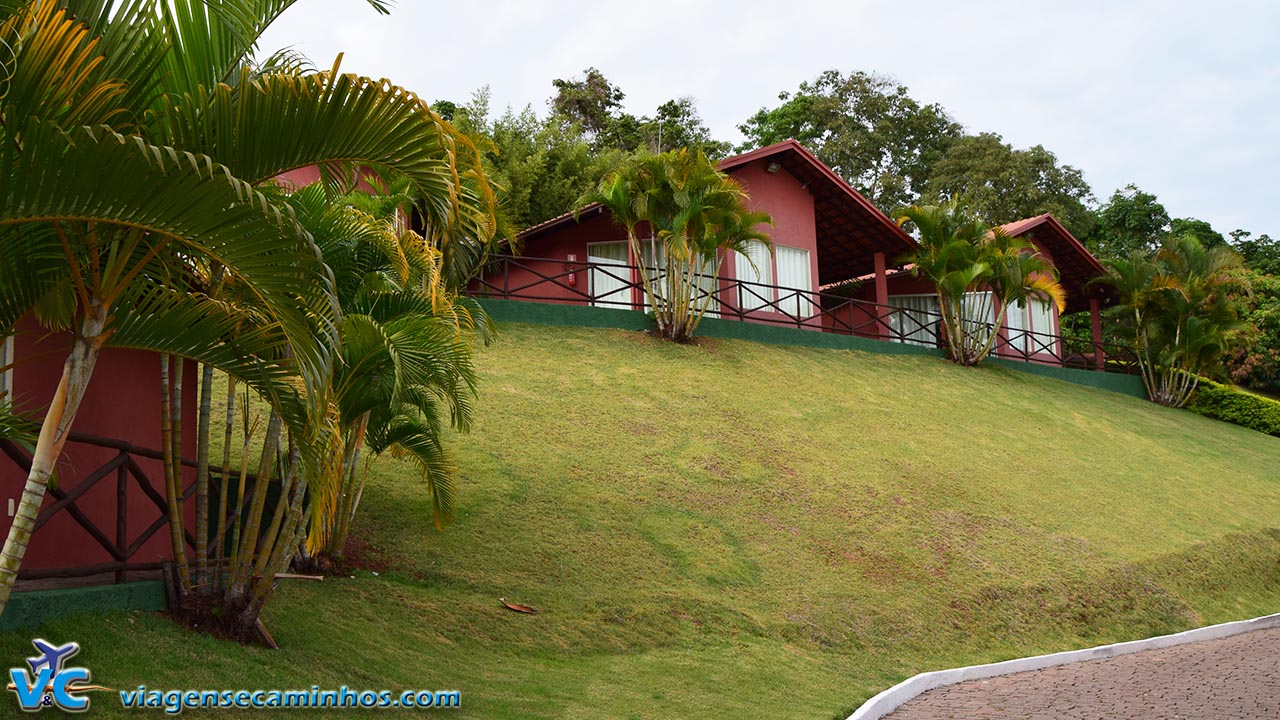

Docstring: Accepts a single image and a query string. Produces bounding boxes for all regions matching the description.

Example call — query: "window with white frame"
[1000,297,1057,355]
[0,335,13,398]
[587,241,630,308]
[774,246,812,318]
[888,295,940,346]
[734,240,772,311]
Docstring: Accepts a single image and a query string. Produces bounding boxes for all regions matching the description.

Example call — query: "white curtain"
[1003,300,1029,354]
[734,240,773,311]
[888,295,940,346]
[774,245,812,318]
[588,241,630,308]
[1028,298,1056,354]
[639,239,666,310]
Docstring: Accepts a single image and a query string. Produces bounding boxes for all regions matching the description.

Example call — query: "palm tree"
[1095,236,1244,407]
[279,183,489,569]
[580,149,773,342]
[0,0,495,617]
[897,198,1065,365]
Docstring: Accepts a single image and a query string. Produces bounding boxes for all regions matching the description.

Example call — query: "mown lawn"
[3,322,1279,718]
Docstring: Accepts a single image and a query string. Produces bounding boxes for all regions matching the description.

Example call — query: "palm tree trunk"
[225,408,255,579]
[244,462,310,624]
[212,376,237,592]
[160,355,191,593]
[228,410,281,598]
[328,413,369,559]
[0,306,108,616]
[629,232,665,335]
[194,363,214,586]
[249,445,299,583]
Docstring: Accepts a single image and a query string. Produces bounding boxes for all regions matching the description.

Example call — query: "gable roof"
[997,214,1114,314]
[517,140,917,286]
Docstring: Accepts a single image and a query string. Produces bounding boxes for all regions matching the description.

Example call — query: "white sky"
[260,0,1279,237]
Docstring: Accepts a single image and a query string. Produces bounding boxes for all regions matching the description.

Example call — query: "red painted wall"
[722,161,821,328]
[0,317,197,576]
[480,213,634,307]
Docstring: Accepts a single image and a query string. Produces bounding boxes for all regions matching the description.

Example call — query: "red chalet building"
[475,140,1117,368]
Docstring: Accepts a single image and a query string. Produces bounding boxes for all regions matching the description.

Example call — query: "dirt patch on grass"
[342,532,392,575]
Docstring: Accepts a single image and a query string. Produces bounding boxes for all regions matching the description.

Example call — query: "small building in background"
[482,139,1115,368]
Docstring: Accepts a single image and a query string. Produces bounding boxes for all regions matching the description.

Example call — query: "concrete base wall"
[0,582,166,632]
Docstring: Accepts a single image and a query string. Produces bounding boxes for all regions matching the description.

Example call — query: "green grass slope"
[4,323,1279,719]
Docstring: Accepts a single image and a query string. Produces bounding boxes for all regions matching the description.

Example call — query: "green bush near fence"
[1188,380,1280,437]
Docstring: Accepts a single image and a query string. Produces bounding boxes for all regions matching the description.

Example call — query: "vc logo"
[6,639,103,713]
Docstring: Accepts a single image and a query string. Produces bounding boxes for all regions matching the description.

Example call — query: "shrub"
[1187,380,1280,437]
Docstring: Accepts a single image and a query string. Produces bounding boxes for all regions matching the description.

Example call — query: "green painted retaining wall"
[0,581,166,632]
[477,299,1149,398]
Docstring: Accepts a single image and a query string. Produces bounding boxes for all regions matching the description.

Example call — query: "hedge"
[1187,380,1280,438]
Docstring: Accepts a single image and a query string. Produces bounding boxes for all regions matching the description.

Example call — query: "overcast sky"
[260,0,1279,238]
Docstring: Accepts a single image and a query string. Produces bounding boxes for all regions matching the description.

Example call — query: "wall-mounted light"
[765,161,782,174]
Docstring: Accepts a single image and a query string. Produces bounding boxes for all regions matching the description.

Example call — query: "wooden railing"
[472,256,1139,372]
[0,432,260,585]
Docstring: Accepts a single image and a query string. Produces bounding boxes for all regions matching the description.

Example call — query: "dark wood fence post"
[116,463,128,584]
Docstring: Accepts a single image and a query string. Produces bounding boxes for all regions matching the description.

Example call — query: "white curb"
[845,612,1280,720]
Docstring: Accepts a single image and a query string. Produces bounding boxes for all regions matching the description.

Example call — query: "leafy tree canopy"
[551,66,626,135]
[1170,217,1226,249]
[737,70,962,212]
[552,68,729,157]
[921,132,1095,238]
[1226,269,1280,396]
[1230,229,1280,276]
[1086,184,1171,258]
[439,88,629,233]
[439,70,730,232]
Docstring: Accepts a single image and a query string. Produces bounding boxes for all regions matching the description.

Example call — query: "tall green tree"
[1170,217,1225,249]
[448,88,628,231]
[1226,269,1280,396]
[1087,184,1171,258]
[550,68,729,158]
[921,132,1095,237]
[897,198,1066,366]
[0,0,495,620]
[1230,229,1280,276]
[581,149,773,343]
[738,70,961,212]
[551,66,626,136]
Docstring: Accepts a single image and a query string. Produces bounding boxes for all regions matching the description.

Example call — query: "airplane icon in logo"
[26,639,80,676]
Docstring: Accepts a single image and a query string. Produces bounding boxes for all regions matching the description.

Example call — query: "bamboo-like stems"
[160,354,191,593]
[212,376,236,592]
[250,444,298,584]
[246,455,310,622]
[194,362,214,586]
[328,412,370,558]
[228,410,281,597]
[225,396,255,583]
[194,269,226,586]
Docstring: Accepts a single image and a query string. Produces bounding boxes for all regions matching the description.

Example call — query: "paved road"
[885,626,1280,720]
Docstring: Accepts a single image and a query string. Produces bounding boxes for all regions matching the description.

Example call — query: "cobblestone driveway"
[885,627,1280,719]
